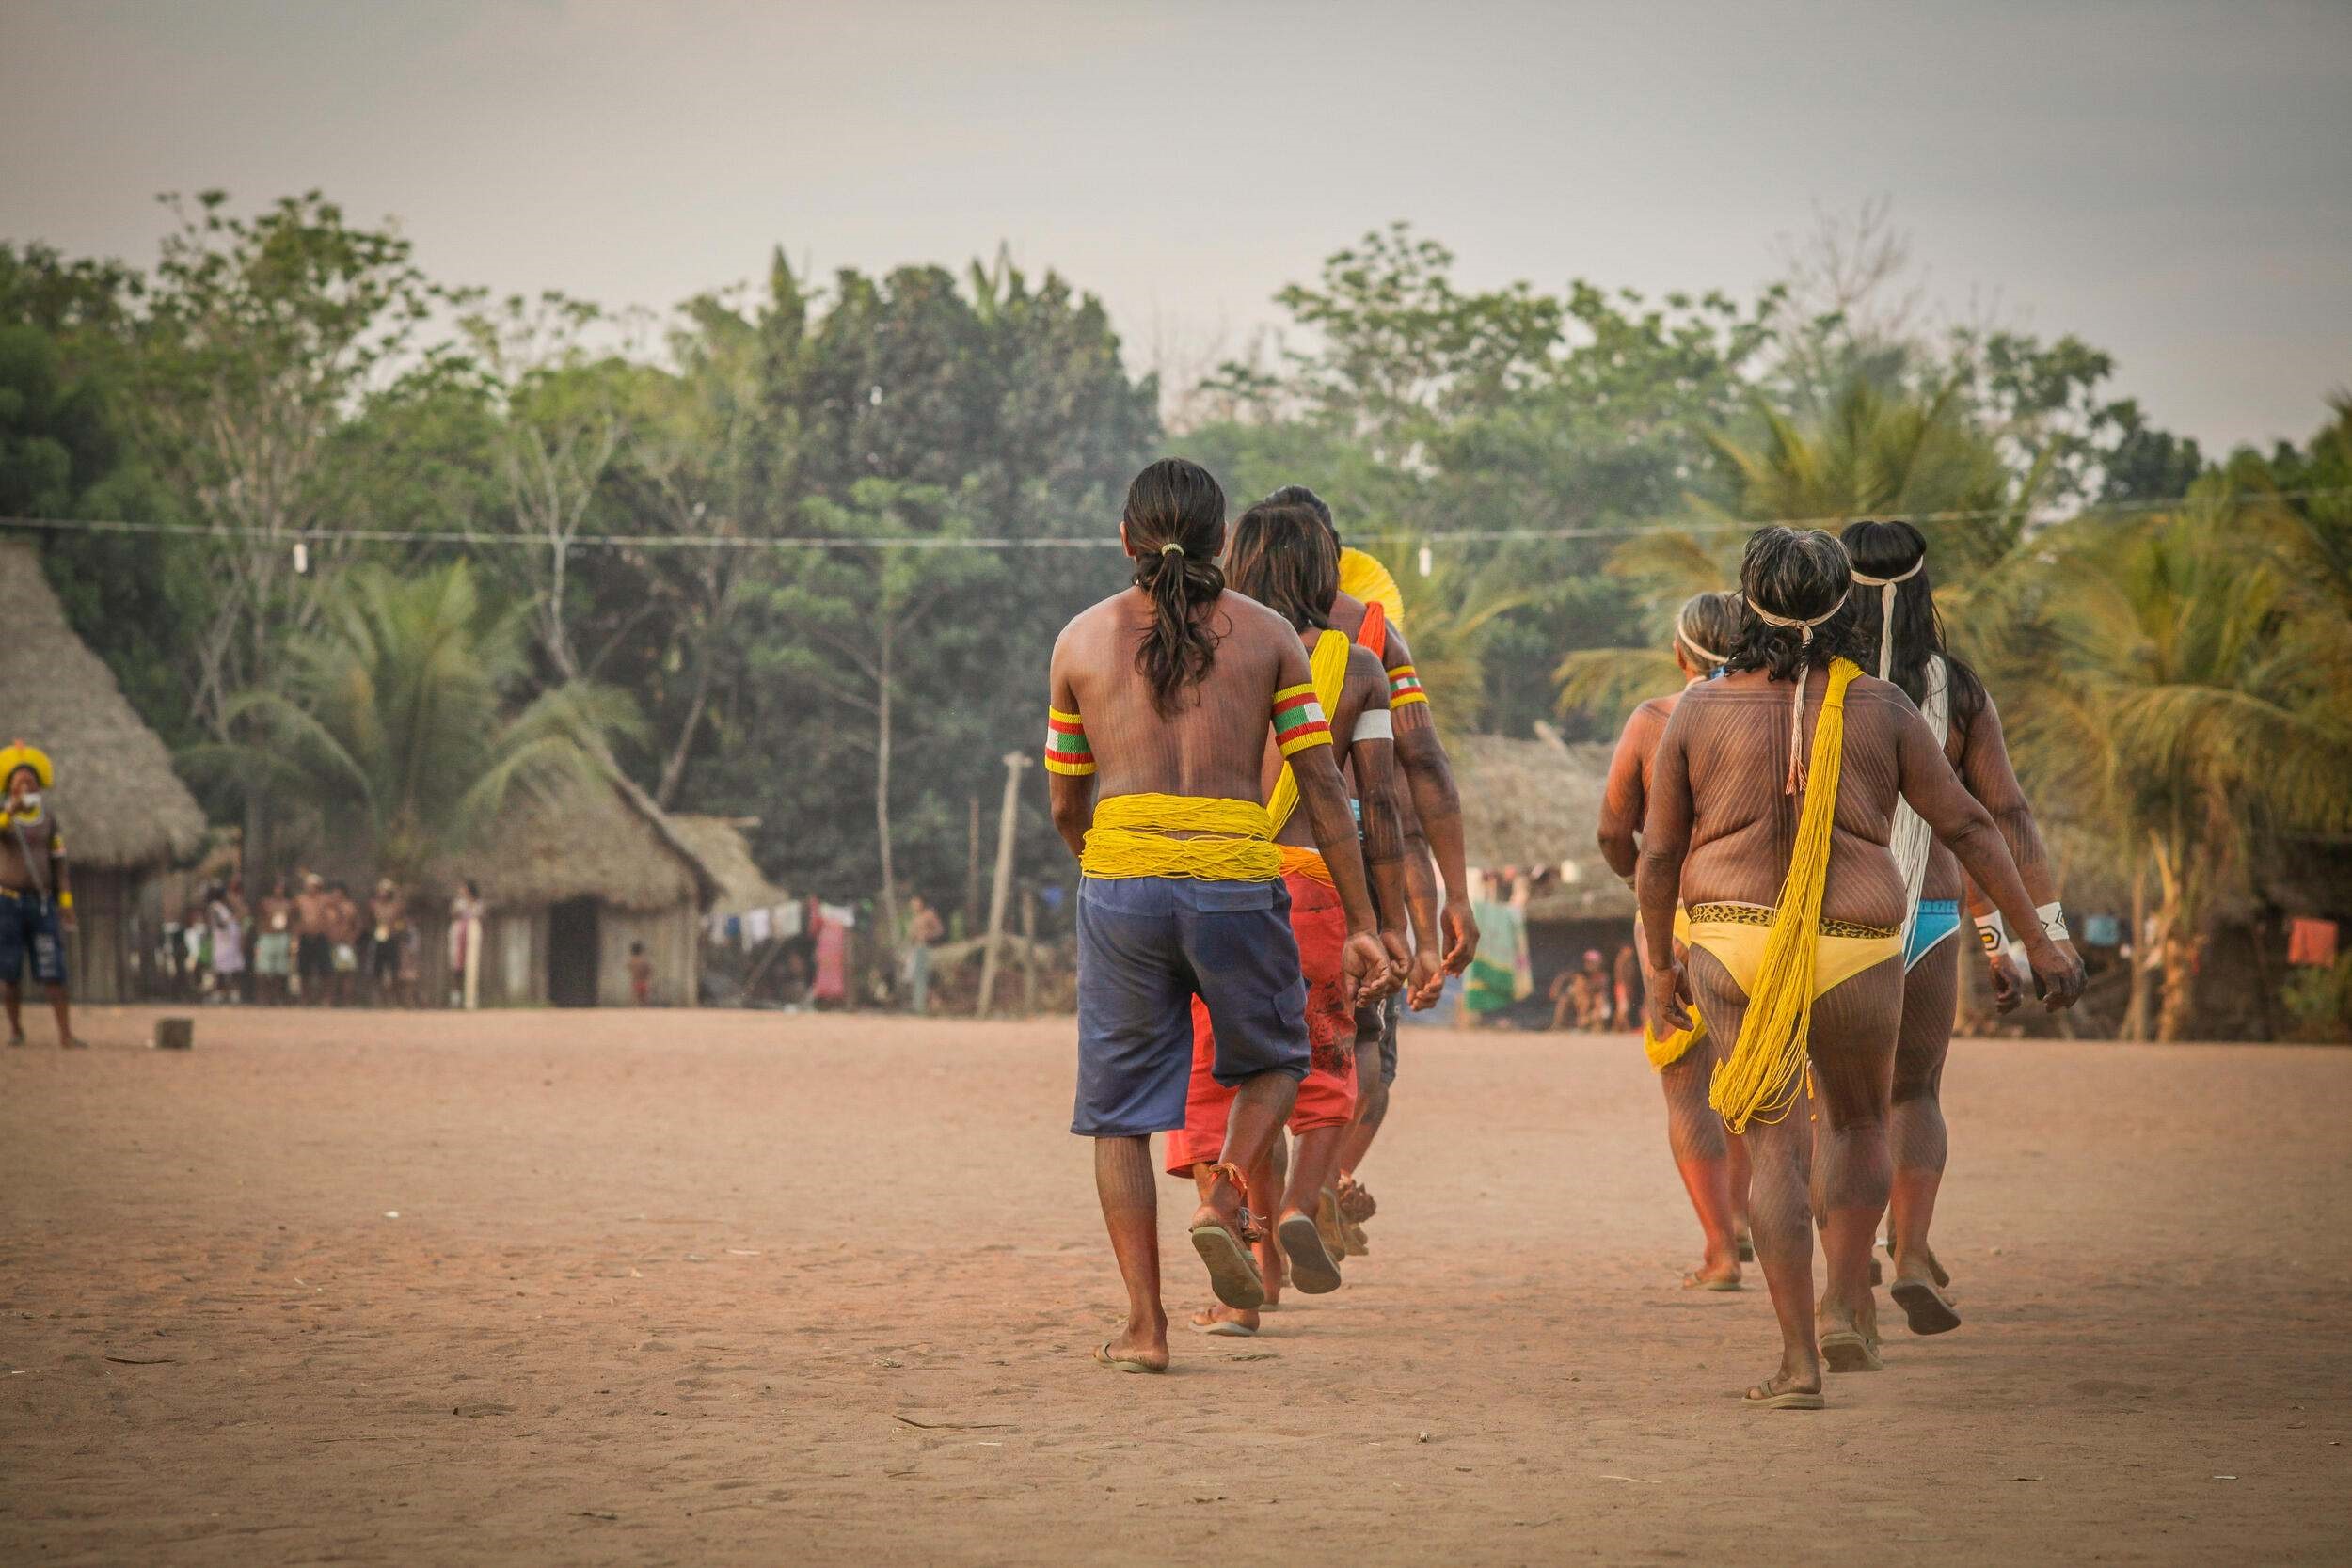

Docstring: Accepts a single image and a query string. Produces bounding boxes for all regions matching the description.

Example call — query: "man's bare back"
[1049,587,1310,808]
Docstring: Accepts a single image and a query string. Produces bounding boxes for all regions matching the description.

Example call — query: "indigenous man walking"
[1,741,80,1048]
[1047,459,1389,1374]
[1637,528,2083,1409]
[1165,501,1411,1334]
[1260,485,1477,1247]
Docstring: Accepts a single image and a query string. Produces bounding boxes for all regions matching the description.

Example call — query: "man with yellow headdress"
[1,741,80,1048]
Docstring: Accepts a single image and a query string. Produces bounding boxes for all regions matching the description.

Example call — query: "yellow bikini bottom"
[1683,901,1902,1002]
[1645,906,1706,1069]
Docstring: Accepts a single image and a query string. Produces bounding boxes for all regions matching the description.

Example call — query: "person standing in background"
[254,874,294,1005]
[448,879,485,1010]
[1,743,80,1048]
[903,895,945,1015]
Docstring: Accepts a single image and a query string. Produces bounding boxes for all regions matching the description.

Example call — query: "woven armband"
[1043,708,1095,776]
[1386,663,1428,709]
[1271,684,1332,756]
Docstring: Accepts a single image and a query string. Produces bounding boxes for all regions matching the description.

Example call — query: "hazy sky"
[5,0,2347,451]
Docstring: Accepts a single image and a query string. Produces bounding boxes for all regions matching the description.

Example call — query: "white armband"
[2036,901,2070,944]
[1974,909,2026,968]
[1353,707,1393,742]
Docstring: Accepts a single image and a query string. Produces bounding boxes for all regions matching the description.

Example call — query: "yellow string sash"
[1708,658,1863,1132]
[1277,844,1333,886]
[1264,629,1353,838]
[1081,794,1281,882]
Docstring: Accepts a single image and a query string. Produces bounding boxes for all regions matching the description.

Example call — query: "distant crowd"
[163,871,456,1007]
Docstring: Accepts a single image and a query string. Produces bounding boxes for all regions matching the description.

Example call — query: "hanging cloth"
[1888,656,1949,953]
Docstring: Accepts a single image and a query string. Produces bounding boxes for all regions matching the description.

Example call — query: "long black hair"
[1724,527,1857,681]
[1123,457,1229,713]
[1673,590,1744,673]
[1260,483,1336,543]
[1227,503,1337,633]
[1838,519,1988,727]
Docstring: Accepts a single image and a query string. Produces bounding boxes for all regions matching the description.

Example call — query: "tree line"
[2,194,2346,1037]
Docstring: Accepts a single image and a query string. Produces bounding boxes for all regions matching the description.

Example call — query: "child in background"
[628,941,653,1006]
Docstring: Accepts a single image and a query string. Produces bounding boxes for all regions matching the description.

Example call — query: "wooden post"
[977,752,1029,1018]
[965,795,982,936]
[1021,885,1039,1016]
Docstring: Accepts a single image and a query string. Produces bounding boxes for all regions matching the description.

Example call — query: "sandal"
[1188,1164,1267,1310]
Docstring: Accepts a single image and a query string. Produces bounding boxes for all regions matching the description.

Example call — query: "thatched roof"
[0,541,207,870]
[669,815,784,920]
[467,770,721,911]
[1448,729,1634,920]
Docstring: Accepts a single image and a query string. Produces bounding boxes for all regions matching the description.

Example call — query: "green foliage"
[188,561,636,882]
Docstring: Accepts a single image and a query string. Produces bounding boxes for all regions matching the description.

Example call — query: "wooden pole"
[965,795,982,936]
[977,752,1029,1017]
[1021,884,1039,1016]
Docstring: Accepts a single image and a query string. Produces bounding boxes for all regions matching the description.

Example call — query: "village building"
[0,542,207,1002]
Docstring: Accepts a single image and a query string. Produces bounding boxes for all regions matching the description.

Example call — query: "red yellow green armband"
[1044,708,1095,776]
[1271,684,1332,756]
[1386,663,1428,708]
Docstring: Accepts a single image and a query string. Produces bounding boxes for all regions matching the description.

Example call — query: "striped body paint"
[1043,708,1095,775]
[1272,683,1332,756]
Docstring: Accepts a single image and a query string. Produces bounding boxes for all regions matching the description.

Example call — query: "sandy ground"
[2,1006,2347,1567]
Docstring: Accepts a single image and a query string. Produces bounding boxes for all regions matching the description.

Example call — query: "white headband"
[1675,621,1727,670]
[1744,588,1850,793]
[1846,557,1923,680]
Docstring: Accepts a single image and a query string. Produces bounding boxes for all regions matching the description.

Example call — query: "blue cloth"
[1905,898,1963,971]
[1072,874,1308,1138]
[2083,913,2122,947]
[0,889,66,987]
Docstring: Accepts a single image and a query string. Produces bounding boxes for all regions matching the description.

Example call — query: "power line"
[3,488,2344,553]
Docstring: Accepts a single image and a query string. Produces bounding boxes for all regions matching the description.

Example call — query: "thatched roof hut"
[468,772,719,912]
[1447,729,1632,921]
[0,541,205,870]
[669,815,784,922]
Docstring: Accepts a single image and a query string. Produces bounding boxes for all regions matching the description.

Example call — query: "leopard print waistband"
[1686,902,1899,941]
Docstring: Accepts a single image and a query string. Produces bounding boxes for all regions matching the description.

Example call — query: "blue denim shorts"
[0,890,67,987]
[1072,875,1308,1138]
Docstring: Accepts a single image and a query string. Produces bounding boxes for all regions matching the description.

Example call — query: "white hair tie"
[1744,589,1850,794]
[1847,557,1923,679]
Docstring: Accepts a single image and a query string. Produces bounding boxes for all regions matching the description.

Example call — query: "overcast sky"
[4,0,2346,451]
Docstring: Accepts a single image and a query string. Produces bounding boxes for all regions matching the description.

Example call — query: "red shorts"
[1165,868,1357,1174]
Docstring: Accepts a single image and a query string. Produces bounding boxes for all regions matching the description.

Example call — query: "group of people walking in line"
[1049,458,2083,1408]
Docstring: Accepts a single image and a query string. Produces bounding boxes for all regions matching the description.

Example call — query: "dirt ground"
[3,1007,2347,1567]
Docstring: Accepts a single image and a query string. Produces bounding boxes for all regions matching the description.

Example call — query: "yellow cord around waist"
[1081,794,1282,882]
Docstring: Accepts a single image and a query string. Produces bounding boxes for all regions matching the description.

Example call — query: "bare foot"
[1188,1304,1260,1337]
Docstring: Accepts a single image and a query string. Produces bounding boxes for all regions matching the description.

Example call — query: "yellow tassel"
[1082,794,1282,881]
[1264,629,1354,837]
[1708,658,1862,1132]
[1645,1007,1707,1069]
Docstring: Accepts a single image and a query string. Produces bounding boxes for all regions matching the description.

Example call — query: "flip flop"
[1094,1340,1163,1374]
[1314,1188,1349,1259]
[1820,1327,1883,1373]
[1341,1219,1370,1258]
[1187,1309,1257,1338]
[1736,1232,1755,1263]
[1889,1278,1963,1336]
[1682,1270,1740,1291]
[1744,1384,1825,1411]
[1189,1219,1267,1309]
[1277,1212,1343,1295]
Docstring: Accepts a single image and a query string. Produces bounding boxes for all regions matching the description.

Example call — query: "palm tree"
[1996,488,2352,1038]
[1556,374,2029,728]
[194,561,638,882]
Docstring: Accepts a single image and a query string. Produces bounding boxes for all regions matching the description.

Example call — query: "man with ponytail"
[1597,590,1752,1291]
[1164,501,1410,1333]
[1046,459,1391,1375]
[1839,519,2079,1338]
[1636,527,2082,1409]
[1260,484,1474,1248]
